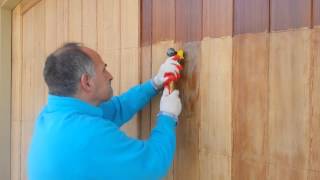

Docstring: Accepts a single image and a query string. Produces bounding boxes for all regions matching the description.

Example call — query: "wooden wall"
[141,0,320,180]
[9,0,320,180]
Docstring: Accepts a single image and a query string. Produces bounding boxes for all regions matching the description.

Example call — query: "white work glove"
[160,88,182,120]
[153,57,181,89]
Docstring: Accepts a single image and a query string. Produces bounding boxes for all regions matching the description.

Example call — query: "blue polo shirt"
[27,80,177,180]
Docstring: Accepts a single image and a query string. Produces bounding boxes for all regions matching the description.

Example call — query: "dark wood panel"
[234,0,269,34]
[314,0,320,26]
[203,0,233,38]
[271,0,312,31]
[141,0,152,46]
[176,0,202,42]
[152,0,175,43]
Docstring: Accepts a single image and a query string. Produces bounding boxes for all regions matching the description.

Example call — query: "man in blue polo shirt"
[27,43,182,180]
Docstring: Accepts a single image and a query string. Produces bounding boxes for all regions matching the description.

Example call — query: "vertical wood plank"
[56,0,68,46]
[308,170,320,180]
[200,37,232,180]
[269,30,311,175]
[21,2,46,179]
[176,0,202,42]
[141,0,152,46]
[152,0,175,43]
[120,0,139,48]
[202,0,233,38]
[11,4,22,180]
[82,0,97,50]
[271,0,312,31]
[232,33,269,180]
[234,0,269,35]
[309,28,320,172]
[174,42,201,180]
[68,0,82,42]
[97,0,120,50]
[314,0,320,26]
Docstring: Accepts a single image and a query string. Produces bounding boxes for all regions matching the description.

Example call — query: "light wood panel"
[82,0,97,50]
[309,28,320,171]
[21,1,46,179]
[68,0,82,42]
[232,33,269,180]
[269,29,311,175]
[11,4,22,180]
[200,37,232,180]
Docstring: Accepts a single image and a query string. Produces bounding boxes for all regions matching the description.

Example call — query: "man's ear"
[79,73,93,92]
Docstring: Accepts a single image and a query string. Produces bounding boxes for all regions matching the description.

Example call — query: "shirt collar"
[47,94,103,117]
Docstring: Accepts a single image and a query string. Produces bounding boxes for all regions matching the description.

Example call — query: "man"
[27,43,182,180]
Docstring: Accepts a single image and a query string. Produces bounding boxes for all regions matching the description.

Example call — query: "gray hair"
[43,42,95,96]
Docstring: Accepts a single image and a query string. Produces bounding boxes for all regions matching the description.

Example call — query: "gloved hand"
[160,88,182,119]
[153,57,182,89]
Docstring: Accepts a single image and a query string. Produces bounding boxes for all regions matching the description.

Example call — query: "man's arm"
[91,114,177,179]
[99,80,160,127]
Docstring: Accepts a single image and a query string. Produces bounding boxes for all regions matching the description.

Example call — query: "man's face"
[82,47,113,103]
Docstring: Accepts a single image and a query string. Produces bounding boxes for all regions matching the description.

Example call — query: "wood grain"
[56,0,69,46]
[176,0,202,42]
[203,0,233,38]
[309,28,320,171]
[152,0,175,43]
[271,0,312,31]
[234,0,269,34]
[232,33,269,179]
[68,0,82,42]
[269,30,311,171]
[141,0,152,46]
[21,2,46,179]
[82,0,97,50]
[11,4,22,180]
[97,0,120,50]
[120,0,139,48]
[314,0,320,26]
[200,37,232,180]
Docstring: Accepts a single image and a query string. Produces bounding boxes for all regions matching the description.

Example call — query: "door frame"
[0,0,29,179]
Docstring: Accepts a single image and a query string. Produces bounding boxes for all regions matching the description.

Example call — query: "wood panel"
[234,0,269,34]
[202,0,233,38]
[11,4,22,180]
[314,0,320,26]
[309,28,320,171]
[68,0,82,42]
[175,0,202,42]
[141,0,152,46]
[269,29,311,173]
[174,42,201,180]
[200,37,232,180]
[120,0,139,48]
[271,0,312,31]
[232,33,269,180]
[82,0,97,50]
[56,0,69,46]
[267,164,308,180]
[21,1,46,179]
[97,0,120,50]
[152,0,175,43]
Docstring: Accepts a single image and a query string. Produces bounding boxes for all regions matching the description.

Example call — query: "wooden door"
[11,0,140,179]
